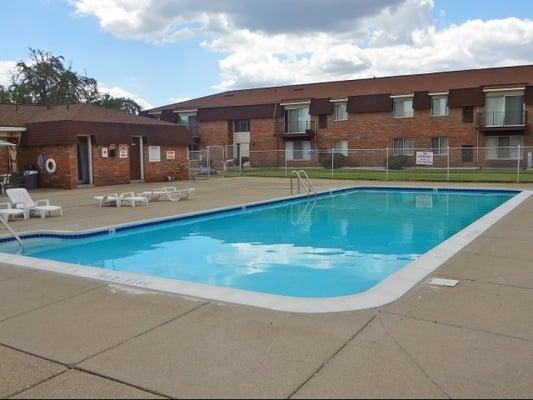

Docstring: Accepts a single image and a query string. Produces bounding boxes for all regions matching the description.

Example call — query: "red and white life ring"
[45,158,57,174]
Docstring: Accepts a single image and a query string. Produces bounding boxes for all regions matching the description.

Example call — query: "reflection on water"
[2,190,514,298]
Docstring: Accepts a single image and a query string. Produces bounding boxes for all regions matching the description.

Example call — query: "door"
[76,136,91,184]
[130,137,142,181]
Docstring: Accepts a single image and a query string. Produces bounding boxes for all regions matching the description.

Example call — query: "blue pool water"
[0,188,516,298]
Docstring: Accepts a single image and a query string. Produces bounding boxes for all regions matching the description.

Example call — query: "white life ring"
[45,158,57,174]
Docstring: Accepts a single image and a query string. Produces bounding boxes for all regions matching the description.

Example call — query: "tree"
[93,94,142,115]
[2,48,142,114]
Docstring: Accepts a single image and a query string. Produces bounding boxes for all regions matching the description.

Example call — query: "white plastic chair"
[6,188,63,219]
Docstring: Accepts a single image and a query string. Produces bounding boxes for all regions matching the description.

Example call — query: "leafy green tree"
[93,94,142,115]
[2,48,142,114]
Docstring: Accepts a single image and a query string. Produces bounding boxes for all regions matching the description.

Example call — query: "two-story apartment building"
[145,65,533,168]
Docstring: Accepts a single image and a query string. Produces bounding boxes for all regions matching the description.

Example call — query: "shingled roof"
[148,65,533,112]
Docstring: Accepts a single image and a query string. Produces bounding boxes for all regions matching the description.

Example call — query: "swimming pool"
[0,186,528,312]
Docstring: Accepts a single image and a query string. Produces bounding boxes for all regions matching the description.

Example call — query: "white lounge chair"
[6,188,63,219]
[119,192,148,207]
[139,187,194,202]
[0,202,26,222]
[94,193,120,207]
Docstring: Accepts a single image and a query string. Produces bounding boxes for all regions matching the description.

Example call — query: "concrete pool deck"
[0,177,532,398]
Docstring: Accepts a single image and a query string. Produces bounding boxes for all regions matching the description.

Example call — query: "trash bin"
[23,170,39,189]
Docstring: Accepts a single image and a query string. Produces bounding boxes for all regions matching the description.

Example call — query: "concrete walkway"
[0,178,532,398]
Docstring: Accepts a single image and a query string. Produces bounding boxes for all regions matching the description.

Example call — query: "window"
[285,106,310,133]
[462,106,474,123]
[233,119,250,133]
[333,102,348,121]
[318,114,328,129]
[485,136,523,160]
[393,138,414,155]
[393,98,413,118]
[462,145,474,162]
[431,137,448,155]
[177,112,197,127]
[285,140,311,160]
[485,94,524,126]
[431,96,448,116]
[334,140,348,156]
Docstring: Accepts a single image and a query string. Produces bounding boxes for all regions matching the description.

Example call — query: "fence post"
[517,145,521,183]
[446,146,450,182]
[285,149,288,176]
[206,147,211,179]
[331,148,335,178]
[385,147,389,181]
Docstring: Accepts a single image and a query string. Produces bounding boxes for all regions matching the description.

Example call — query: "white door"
[233,132,250,158]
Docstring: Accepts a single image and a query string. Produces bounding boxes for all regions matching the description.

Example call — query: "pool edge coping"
[0,185,530,313]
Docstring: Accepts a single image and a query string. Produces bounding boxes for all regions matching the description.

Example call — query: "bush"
[388,155,408,170]
[319,153,347,169]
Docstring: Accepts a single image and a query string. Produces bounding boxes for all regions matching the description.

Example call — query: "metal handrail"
[290,170,317,197]
[0,217,23,253]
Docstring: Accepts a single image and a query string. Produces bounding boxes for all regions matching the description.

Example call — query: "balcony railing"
[478,110,527,128]
[284,120,314,135]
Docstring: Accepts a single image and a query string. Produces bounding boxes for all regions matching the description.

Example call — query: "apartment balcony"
[477,111,528,132]
[278,120,315,139]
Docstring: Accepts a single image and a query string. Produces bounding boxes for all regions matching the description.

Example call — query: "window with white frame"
[233,119,250,132]
[334,140,348,156]
[485,136,523,160]
[284,106,310,133]
[286,140,311,160]
[177,112,197,128]
[393,98,413,118]
[431,137,448,155]
[393,138,414,155]
[431,96,448,116]
[333,102,348,121]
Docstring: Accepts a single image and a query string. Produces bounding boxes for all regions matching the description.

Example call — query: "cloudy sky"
[2,0,533,109]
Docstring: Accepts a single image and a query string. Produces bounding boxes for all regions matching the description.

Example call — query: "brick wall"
[18,145,77,189]
[92,144,131,186]
[143,145,188,182]
[0,147,9,174]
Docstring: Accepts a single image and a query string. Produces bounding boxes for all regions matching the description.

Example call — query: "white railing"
[0,217,23,253]
[290,170,317,197]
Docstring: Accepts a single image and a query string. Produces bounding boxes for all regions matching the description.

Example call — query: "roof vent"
[293,87,303,91]
[224,93,234,97]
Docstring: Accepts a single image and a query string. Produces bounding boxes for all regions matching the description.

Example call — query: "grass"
[225,168,533,183]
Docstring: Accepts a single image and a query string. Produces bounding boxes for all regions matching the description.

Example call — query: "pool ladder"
[290,170,317,198]
[0,217,23,253]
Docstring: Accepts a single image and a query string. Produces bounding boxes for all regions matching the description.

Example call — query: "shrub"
[319,153,347,169]
[387,155,408,170]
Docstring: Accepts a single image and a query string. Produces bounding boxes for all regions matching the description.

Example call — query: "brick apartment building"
[0,103,191,189]
[145,65,533,168]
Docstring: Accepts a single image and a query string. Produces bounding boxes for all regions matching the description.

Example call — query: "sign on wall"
[119,144,128,159]
[101,147,109,158]
[149,146,161,162]
[416,151,433,166]
[166,150,175,160]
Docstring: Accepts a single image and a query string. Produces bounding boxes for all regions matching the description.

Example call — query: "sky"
[1,0,533,110]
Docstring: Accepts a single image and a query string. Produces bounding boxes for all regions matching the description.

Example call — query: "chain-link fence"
[210,146,533,183]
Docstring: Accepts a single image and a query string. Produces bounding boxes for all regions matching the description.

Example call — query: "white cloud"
[169,96,191,103]
[0,61,16,87]
[70,0,533,91]
[99,85,153,109]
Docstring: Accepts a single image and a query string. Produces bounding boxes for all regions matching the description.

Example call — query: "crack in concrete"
[0,282,108,324]
[377,314,451,399]
[5,369,69,399]
[382,310,533,343]
[287,314,377,399]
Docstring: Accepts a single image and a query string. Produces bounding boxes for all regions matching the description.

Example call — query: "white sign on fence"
[416,151,434,165]
[148,146,161,162]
